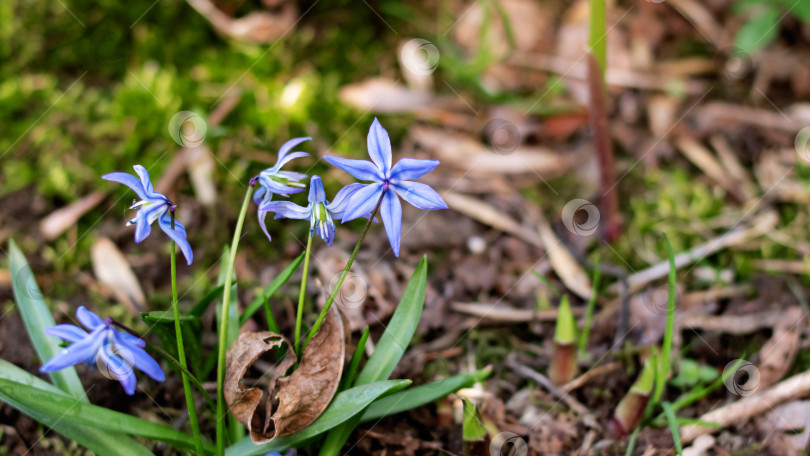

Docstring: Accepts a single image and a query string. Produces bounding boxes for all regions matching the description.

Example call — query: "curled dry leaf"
[225,305,346,443]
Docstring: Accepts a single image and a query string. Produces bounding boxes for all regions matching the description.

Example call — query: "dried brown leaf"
[90,237,146,315]
[224,305,346,443]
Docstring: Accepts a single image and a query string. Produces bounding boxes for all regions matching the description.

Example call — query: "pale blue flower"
[40,306,165,396]
[261,175,364,246]
[324,118,448,256]
[253,137,311,241]
[102,165,193,265]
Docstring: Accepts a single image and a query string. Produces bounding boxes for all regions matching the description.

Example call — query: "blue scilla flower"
[323,118,448,256]
[40,306,165,396]
[102,165,193,265]
[252,137,312,241]
[261,175,365,247]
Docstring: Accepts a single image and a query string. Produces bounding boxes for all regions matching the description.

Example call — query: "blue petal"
[261,201,311,220]
[132,165,155,195]
[277,170,308,181]
[133,203,167,243]
[323,156,382,182]
[308,176,326,203]
[367,118,392,174]
[253,186,267,205]
[258,209,273,242]
[114,332,164,381]
[272,151,310,172]
[40,327,105,373]
[379,189,402,257]
[46,324,88,343]
[277,137,312,162]
[258,174,307,196]
[341,183,383,222]
[158,215,193,265]
[327,183,366,219]
[116,331,146,348]
[100,342,137,395]
[389,158,440,182]
[77,306,105,331]
[101,172,149,201]
[393,181,449,210]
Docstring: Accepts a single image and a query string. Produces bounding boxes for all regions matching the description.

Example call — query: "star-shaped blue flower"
[261,175,365,246]
[40,306,165,396]
[253,137,312,241]
[324,118,448,256]
[102,165,193,265]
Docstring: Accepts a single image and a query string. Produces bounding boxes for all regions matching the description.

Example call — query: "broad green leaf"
[360,367,492,422]
[0,377,214,452]
[354,256,427,385]
[319,258,428,456]
[225,379,411,456]
[734,6,780,54]
[8,239,87,401]
[239,252,304,325]
[0,360,151,455]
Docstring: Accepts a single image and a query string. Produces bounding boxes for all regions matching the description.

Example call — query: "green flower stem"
[216,185,253,456]
[294,233,313,357]
[304,196,382,349]
[170,241,204,455]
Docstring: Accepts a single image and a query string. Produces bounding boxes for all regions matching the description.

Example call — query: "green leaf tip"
[554,295,577,345]
[461,398,486,442]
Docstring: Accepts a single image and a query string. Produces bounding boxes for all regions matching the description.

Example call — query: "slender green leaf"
[8,239,87,401]
[0,360,151,455]
[354,256,427,385]
[624,427,641,456]
[340,326,370,391]
[361,367,492,422]
[653,235,677,406]
[662,402,683,455]
[0,378,214,452]
[240,252,305,325]
[225,379,411,456]
[578,262,600,354]
[191,284,225,317]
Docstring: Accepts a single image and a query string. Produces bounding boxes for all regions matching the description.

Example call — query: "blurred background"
[3,0,810,453]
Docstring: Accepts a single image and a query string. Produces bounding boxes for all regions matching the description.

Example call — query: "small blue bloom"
[40,306,165,396]
[253,137,312,241]
[324,118,448,256]
[102,165,193,265]
[261,176,365,247]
